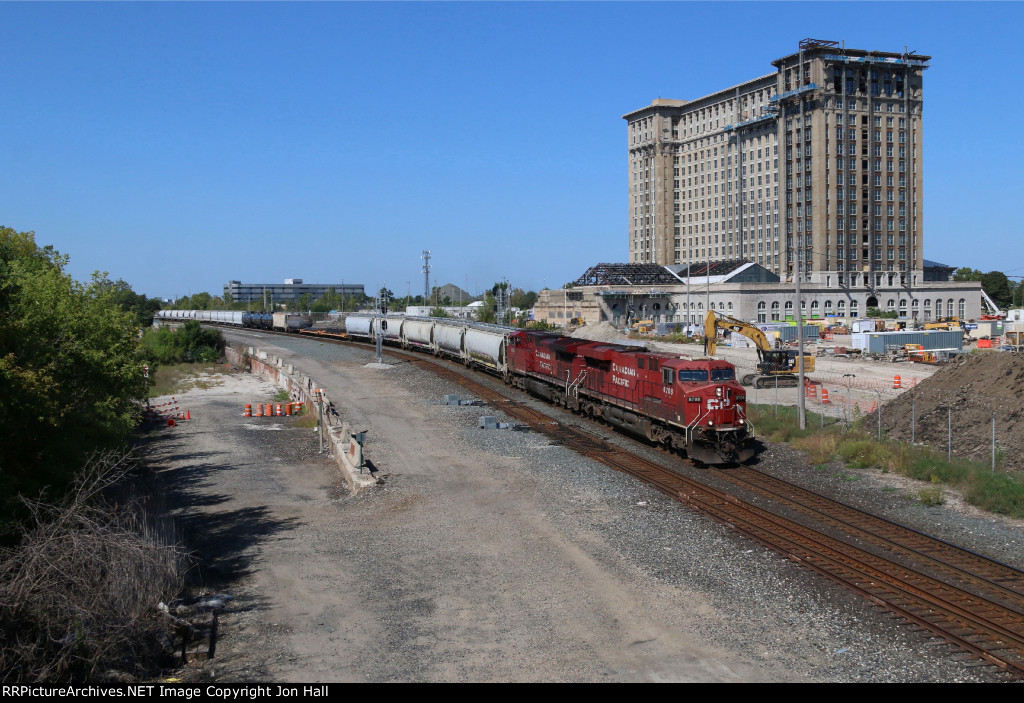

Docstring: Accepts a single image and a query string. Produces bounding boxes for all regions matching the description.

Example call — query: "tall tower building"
[624,39,928,287]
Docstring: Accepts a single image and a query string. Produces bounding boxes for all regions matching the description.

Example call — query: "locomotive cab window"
[637,358,645,369]
[650,357,659,371]
[678,369,709,382]
[710,368,736,381]
[662,368,673,386]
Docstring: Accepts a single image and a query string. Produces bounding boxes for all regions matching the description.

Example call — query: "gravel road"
[145,330,1019,682]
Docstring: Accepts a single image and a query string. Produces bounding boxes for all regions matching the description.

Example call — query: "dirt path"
[149,337,781,682]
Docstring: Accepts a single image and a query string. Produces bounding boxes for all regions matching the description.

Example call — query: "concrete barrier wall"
[226,344,378,494]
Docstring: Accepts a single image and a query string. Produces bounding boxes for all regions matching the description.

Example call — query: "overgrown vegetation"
[0,227,149,537]
[749,404,1024,517]
[0,454,187,682]
[143,321,224,365]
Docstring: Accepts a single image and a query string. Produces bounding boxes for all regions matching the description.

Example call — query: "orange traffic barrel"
[893,375,901,389]
[284,403,293,416]
[244,404,252,417]
[294,402,303,415]
[821,388,830,404]
[255,404,263,417]
[265,403,273,417]
[806,381,817,399]
[275,403,282,416]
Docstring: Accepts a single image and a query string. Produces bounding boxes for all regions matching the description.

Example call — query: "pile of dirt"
[879,352,1024,471]
[569,322,632,344]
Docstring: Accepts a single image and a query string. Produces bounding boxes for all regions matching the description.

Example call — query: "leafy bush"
[143,321,224,364]
[1,228,148,536]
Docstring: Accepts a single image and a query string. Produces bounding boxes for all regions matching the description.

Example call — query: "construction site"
[570,310,1024,477]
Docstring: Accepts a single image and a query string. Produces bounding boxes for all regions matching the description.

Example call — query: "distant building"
[624,39,928,289]
[224,279,365,307]
[531,262,985,327]
[404,305,474,320]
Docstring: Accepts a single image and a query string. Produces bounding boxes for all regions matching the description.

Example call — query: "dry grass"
[148,363,230,398]
[790,433,839,465]
[0,453,188,682]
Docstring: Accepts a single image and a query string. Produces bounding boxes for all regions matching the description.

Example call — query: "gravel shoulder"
[143,330,1018,682]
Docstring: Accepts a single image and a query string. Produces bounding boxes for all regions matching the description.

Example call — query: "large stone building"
[624,39,928,290]
[531,262,987,328]
[224,279,365,307]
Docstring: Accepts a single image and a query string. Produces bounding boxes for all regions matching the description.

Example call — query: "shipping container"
[850,330,963,354]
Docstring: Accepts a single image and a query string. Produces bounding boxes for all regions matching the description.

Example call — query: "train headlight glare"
[716,387,723,397]
[707,419,714,426]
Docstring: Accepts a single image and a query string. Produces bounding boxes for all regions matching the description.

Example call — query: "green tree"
[475,292,498,324]
[294,293,313,312]
[429,306,450,318]
[0,228,148,534]
[310,286,341,312]
[143,320,224,364]
[97,278,162,327]
[953,267,984,282]
[980,271,1013,310]
[510,288,538,310]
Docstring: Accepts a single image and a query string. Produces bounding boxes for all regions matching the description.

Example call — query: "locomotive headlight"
[707,419,714,426]
[716,387,723,397]
[738,419,745,425]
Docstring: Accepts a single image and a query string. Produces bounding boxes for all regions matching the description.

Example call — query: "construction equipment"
[703,310,815,388]
[630,319,655,334]
[924,317,962,332]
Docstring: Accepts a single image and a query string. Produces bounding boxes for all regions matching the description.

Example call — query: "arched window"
[824,300,833,311]
[771,301,780,321]
[837,300,846,310]
[958,298,966,319]
[887,298,896,310]
[850,300,859,314]
[947,300,955,317]
[811,300,820,310]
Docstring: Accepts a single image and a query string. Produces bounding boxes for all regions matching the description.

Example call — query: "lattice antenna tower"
[421,250,432,299]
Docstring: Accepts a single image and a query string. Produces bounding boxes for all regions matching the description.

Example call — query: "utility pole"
[795,42,807,430]
[421,250,432,299]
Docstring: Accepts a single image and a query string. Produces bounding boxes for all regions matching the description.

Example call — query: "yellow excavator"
[703,310,815,388]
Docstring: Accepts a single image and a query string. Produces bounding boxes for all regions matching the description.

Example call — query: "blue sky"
[3,1,1022,300]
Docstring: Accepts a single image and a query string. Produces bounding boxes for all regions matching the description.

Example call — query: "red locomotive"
[506,330,755,465]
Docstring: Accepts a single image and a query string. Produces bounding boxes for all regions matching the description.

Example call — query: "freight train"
[154,309,312,332]
[345,313,755,465]
[155,310,755,464]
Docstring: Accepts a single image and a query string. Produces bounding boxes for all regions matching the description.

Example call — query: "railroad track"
[235,327,1024,676]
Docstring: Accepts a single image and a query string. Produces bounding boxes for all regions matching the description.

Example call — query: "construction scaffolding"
[573,263,682,287]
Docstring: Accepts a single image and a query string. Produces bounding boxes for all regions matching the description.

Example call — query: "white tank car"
[402,317,435,352]
[433,319,467,361]
[382,314,403,343]
[464,324,508,373]
[345,313,375,340]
